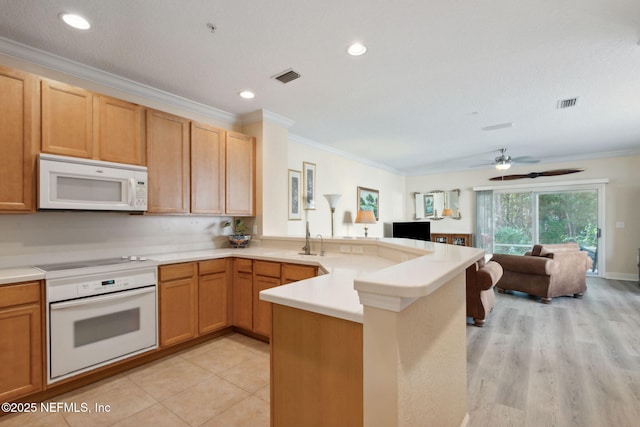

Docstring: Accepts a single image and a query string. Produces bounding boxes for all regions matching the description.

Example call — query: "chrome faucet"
[300,221,314,255]
[316,234,325,256]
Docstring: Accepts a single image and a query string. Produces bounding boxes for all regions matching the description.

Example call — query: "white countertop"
[0,237,483,324]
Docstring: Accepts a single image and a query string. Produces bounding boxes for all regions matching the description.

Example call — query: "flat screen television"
[392,221,431,241]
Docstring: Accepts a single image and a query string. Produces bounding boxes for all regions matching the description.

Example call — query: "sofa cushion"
[534,243,581,257]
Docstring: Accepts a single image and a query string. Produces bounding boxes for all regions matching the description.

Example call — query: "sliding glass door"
[489,186,602,275]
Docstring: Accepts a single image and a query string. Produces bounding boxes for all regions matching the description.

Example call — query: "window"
[476,182,605,276]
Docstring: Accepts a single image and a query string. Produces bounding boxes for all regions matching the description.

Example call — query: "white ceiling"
[1,0,640,175]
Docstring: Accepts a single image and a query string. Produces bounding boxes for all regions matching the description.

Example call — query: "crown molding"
[289,134,404,175]
[240,109,295,128]
[0,37,237,125]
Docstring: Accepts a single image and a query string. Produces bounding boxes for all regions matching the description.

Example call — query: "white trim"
[604,272,637,282]
[0,37,237,126]
[240,109,295,128]
[289,134,404,175]
[473,178,609,192]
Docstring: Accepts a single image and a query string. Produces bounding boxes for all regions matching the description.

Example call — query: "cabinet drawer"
[254,260,281,278]
[159,263,196,282]
[234,258,253,273]
[0,281,41,309]
[199,259,227,275]
[282,264,317,282]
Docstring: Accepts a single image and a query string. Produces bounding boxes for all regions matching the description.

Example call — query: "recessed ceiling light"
[239,91,255,99]
[60,13,91,30]
[347,42,367,56]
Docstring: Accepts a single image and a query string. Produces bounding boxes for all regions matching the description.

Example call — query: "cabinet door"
[159,276,198,347]
[191,122,225,214]
[0,282,42,402]
[97,96,144,165]
[42,79,93,158]
[146,109,190,213]
[233,271,253,330]
[0,65,38,212]
[199,271,229,334]
[282,263,317,284]
[225,131,255,216]
[253,275,281,338]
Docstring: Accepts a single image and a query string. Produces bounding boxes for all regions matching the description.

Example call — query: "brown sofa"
[491,243,593,304]
[466,258,503,326]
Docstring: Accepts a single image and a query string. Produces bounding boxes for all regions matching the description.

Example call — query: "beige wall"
[287,141,406,238]
[407,155,640,279]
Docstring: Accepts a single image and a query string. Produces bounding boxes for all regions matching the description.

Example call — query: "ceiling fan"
[491,148,539,171]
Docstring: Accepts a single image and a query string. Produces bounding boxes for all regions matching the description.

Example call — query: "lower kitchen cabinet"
[0,281,42,402]
[232,259,254,331]
[253,261,282,338]
[198,259,231,334]
[158,263,198,347]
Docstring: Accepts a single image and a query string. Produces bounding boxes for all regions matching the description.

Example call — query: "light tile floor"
[0,333,270,427]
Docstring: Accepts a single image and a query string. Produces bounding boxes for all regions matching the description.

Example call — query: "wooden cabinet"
[191,123,225,214]
[253,261,282,337]
[198,259,231,334]
[41,79,93,158]
[232,258,254,330]
[0,281,42,402]
[281,263,318,285]
[146,109,190,214]
[431,233,472,247]
[41,79,144,165]
[0,65,38,212]
[158,263,198,347]
[225,131,255,216]
[97,95,144,165]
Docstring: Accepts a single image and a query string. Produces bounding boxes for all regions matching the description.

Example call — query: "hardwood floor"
[466,277,640,427]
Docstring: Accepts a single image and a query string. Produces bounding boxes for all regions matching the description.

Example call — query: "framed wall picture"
[424,194,434,217]
[288,169,302,220]
[357,186,379,220]
[303,161,316,210]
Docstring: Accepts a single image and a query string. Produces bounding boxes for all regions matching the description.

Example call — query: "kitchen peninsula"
[0,236,482,427]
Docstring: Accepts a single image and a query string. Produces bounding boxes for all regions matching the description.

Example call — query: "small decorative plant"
[223,218,251,248]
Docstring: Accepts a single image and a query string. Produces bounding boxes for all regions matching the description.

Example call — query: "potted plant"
[224,218,251,248]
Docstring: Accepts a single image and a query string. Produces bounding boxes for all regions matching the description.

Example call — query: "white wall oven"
[37,258,158,384]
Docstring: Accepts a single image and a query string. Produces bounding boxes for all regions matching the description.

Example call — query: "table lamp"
[355,209,376,237]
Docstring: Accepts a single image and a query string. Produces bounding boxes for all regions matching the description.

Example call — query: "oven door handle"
[50,286,156,310]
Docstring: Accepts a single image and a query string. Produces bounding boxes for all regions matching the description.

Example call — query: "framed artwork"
[423,194,434,217]
[303,161,316,210]
[357,186,379,220]
[288,169,302,220]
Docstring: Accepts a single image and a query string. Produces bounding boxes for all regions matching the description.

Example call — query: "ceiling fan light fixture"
[495,161,511,171]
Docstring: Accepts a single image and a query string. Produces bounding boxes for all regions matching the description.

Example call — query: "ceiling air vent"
[557,97,578,109]
[272,69,301,84]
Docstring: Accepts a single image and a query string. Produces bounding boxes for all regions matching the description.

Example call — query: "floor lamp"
[323,194,342,237]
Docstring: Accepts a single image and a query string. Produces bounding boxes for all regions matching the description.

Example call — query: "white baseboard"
[604,272,638,281]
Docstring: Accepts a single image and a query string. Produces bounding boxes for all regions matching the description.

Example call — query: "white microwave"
[38,154,148,212]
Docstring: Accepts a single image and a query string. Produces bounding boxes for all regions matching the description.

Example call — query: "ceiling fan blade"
[489,168,583,181]
[511,156,540,164]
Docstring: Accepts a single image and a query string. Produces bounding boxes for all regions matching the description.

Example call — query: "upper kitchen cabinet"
[146,109,190,214]
[226,131,256,216]
[41,79,145,165]
[41,79,94,158]
[191,122,225,215]
[97,95,145,165]
[0,65,38,212]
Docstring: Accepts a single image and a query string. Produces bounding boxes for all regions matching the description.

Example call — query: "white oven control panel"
[47,267,157,303]
[77,277,133,296]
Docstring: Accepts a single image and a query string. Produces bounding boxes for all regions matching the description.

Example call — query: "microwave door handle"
[50,286,156,310]
[129,178,136,207]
